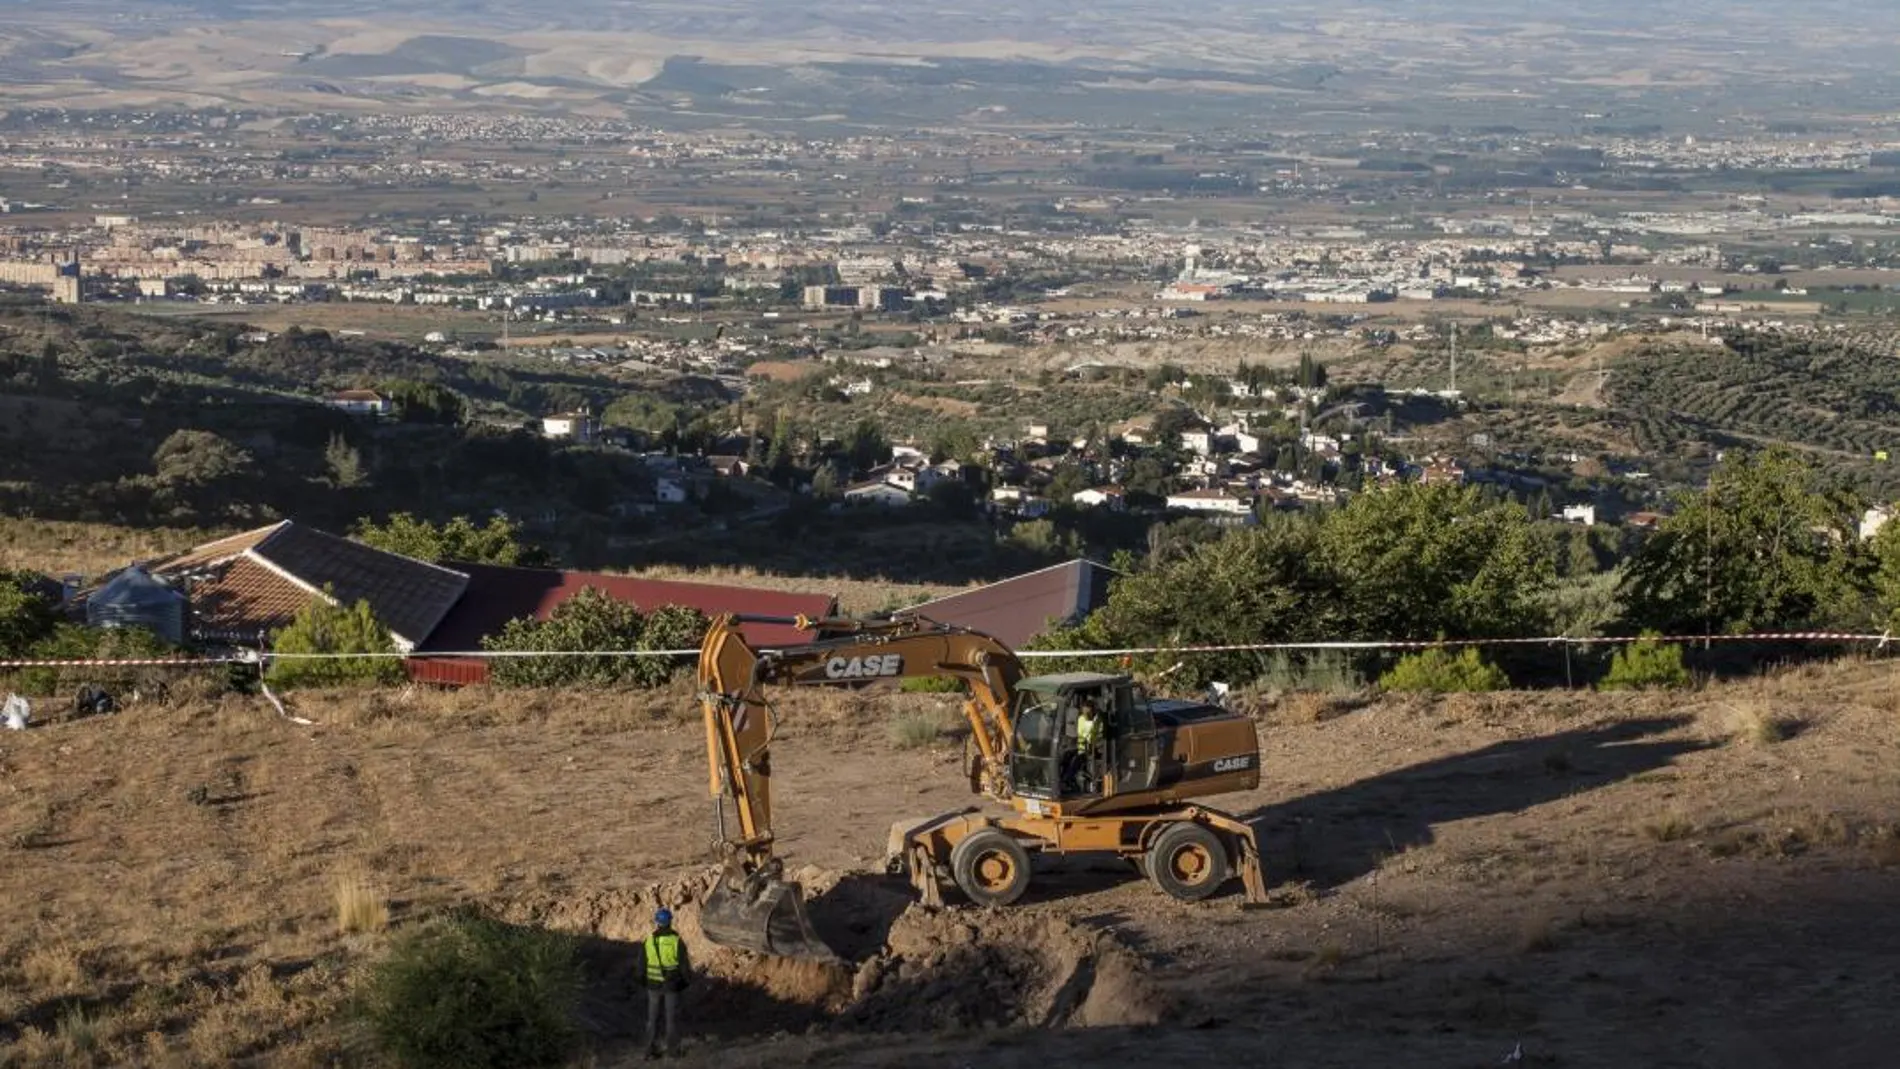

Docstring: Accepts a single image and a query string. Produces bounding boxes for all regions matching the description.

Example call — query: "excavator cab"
[1009,673,1158,803]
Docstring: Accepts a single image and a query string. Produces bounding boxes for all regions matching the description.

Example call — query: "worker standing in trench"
[642,908,693,1059]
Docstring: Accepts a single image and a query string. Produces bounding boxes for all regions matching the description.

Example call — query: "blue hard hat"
[654,908,673,926]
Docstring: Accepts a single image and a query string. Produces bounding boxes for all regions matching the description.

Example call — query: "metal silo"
[84,567,186,646]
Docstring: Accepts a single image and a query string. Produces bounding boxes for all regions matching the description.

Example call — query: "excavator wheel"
[950,827,1032,907]
[1146,821,1231,902]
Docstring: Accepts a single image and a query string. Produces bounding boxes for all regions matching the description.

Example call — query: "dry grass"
[335,872,389,935]
[0,517,221,579]
[303,678,700,731]
[56,1005,100,1059]
[1272,692,1338,726]
[1515,911,1562,954]
[886,709,952,750]
[20,942,88,993]
[1706,808,1859,860]
[624,563,964,616]
[1640,812,1697,843]
[1867,825,1900,868]
[1725,702,1795,746]
[0,659,1896,1066]
[4,1025,64,1067]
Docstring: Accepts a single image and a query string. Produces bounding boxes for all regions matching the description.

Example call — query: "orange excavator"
[696,612,1267,961]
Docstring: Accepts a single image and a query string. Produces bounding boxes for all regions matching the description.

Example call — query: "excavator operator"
[1068,694,1106,795]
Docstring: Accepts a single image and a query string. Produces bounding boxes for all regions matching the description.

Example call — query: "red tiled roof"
[416,564,838,654]
[148,522,283,573]
[180,555,313,642]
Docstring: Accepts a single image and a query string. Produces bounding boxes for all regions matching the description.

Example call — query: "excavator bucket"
[699,858,839,962]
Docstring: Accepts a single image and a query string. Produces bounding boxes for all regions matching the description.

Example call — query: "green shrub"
[887,710,949,749]
[1598,635,1692,690]
[1379,647,1509,693]
[267,594,405,689]
[3,620,179,698]
[356,911,581,1069]
[1257,650,1364,694]
[898,675,964,694]
[633,604,711,687]
[0,570,62,656]
[485,589,707,689]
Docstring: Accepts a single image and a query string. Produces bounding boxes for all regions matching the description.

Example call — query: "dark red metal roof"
[910,559,1117,648]
[416,563,837,654]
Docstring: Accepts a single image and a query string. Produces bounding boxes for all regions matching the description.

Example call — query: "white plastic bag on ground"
[2,694,29,731]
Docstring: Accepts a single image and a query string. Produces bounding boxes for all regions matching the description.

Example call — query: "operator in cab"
[1070,694,1106,794]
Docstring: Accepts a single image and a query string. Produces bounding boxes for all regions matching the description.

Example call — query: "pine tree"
[267,593,404,688]
[326,433,367,489]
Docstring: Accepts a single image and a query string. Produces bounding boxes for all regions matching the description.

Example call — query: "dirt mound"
[844,907,1169,1031]
[513,865,1169,1037]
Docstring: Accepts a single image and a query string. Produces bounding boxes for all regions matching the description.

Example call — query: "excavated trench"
[505,865,1170,1041]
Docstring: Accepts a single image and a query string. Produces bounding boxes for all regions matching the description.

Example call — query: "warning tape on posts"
[0,631,1889,669]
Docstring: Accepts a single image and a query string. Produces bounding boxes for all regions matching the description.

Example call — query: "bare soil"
[2,663,1899,1067]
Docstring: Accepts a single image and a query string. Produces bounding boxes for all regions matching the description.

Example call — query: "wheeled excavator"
[696,612,1267,961]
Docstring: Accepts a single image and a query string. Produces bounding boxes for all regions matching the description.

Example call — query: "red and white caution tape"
[0,655,251,668]
[258,681,317,726]
[0,631,1890,670]
[1016,631,1895,657]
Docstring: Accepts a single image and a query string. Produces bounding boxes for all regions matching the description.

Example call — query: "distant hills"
[3,0,1894,124]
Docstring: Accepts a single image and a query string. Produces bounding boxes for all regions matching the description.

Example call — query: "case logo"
[824,654,904,679]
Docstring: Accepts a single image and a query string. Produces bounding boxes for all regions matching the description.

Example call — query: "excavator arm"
[696,612,1025,959]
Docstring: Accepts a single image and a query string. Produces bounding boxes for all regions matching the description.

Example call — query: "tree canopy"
[352,513,550,567]
[267,594,404,688]
[1031,482,1554,687]
[1618,448,1866,635]
[483,588,707,688]
[153,430,257,486]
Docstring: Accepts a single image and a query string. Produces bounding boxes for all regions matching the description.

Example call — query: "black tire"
[1146,821,1232,902]
[950,828,1032,907]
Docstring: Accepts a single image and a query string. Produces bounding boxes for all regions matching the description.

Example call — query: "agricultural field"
[1607,333,1900,494]
[2,660,1898,1066]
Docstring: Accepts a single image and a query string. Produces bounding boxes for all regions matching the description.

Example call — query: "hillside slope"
[1,664,1898,1066]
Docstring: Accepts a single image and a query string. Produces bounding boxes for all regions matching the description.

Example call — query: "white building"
[328,390,392,417]
[542,410,600,444]
[1167,489,1254,515]
[1561,504,1598,527]
[844,481,913,507]
[1861,506,1894,542]
[1071,487,1127,511]
[886,465,942,493]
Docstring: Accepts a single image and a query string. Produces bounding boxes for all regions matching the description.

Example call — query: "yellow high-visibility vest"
[1077,713,1101,748]
[646,933,681,984]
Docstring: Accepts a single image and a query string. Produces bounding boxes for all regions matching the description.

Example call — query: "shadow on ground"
[1246,715,1710,888]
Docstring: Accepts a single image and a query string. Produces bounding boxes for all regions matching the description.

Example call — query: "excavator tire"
[1146,821,1231,902]
[950,827,1032,907]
